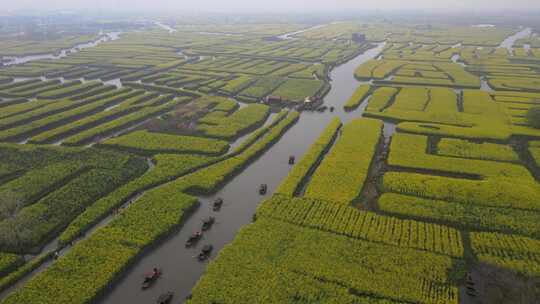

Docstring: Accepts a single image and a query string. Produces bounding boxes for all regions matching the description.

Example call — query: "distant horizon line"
[2,8,540,16]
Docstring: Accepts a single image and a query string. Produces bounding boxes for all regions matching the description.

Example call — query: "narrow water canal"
[1,32,121,66]
[99,42,386,304]
[499,27,531,51]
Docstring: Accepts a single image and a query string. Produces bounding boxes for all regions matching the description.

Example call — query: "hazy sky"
[4,0,540,13]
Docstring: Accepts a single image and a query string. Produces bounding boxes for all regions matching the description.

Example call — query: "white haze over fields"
[3,0,540,13]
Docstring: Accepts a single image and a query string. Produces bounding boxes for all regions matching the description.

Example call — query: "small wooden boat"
[213,198,223,211]
[185,231,202,247]
[288,156,295,165]
[465,288,478,297]
[198,244,213,261]
[201,216,215,231]
[259,184,267,195]
[142,268,161,289]
[156,291,173,304]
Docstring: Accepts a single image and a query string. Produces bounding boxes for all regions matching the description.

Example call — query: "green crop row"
[304,118,382,204]
[8,80,86,99]
[471,232,540,277]
[62,97,187,145]
[376,76,456,87]
[275,117,342,196]
[68,84,117,101]
[0,80,62,98]
[238,76,285,99]
[435,63,481,88]
[488,77,540,92]
[0,157,147,253]
[0,79,41,92]
[36,81,103,99]
[0,252,53,294]
[354,59,383,79]
[0,90,143,141]
[396,121,511,141]
[28,93,167,144]
[123,81,200,98]
[437,138,519,163]
[197,103,270,139]
[100,130,230,155]
[343,84,371,111]
[208,97,238,112]
[257,195,464,257]
[378,193,540,239]
[0,99,72,127]
[0,252,24,277]
[270,78,325,102]
[219,75,255,94]
[383,172,540,212]
[1,89,144,132]
[390,87,430,112]
[366,87,398,112]
[0,161,85,221]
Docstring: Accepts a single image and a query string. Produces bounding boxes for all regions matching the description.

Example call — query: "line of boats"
[140,154,299,302]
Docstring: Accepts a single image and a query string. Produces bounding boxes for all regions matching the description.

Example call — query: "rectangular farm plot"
[100,130,229,155]
[196,103,270,139]
[270,78,325,103]
[238,76,285,99]
[471,232,540,277]
[343,84,371,111]
[303,118,382,204]
[383,133,540,211]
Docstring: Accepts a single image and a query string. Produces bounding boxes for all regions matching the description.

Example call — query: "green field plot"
[304,118,382,204]
[271,78,325,102]
[219,75,255,95]
[384,133,540,211]
[0,34,100,56]
[343,84,371,111]
[27,92,169,144]
[196,104,270,139]
[437,138,519,163]
[378,193,540,239]
[488,77,540,92]
[390,90,531,140]
[258,195,464,257]
[0,89,142,141]
[61,97,187,145]
[366,86,398,112]
[101,130,229,155]
[0,252,23,276]
[0,144,147,253]
[237,76,285,99]
[471,232,540,277]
